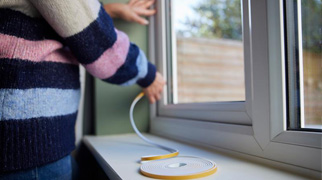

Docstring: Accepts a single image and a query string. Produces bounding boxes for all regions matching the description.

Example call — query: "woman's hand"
[143,72,166,104]
[104,0,156,25]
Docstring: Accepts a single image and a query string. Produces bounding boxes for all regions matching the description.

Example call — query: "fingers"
[155,92,161,101]
[137,9,156,16]
[144,88,157,104]
[133,0,146,7]
[149,96,156,104]
[147,89,161,104]
[128,0,137,6]
[144,0,155,8]
[130,0,156,15]
[133,0,155,8]
[125,0,156,25]
[131,13,149,25]
[144,85,163,104]
[143,72,166,104]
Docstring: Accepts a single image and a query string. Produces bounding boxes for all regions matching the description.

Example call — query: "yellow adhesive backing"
[131,93,217,179]
[140,156,217,179]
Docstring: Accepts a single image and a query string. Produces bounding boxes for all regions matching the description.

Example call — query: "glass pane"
[301,0,322,129]
[171,0,245,104]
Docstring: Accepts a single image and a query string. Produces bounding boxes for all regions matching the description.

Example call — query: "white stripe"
[121,49,148,86]
[0,88,80,120]
[28,0,101,37]
[0,0,41,17]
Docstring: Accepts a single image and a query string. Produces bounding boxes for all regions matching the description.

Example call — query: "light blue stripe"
[121,49,148,86]
[0,88,80,120]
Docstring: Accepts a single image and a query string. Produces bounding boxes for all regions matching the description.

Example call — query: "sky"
[172,0,202,31]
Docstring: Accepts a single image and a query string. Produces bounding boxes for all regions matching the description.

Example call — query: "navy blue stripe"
[0,113,77,173]
[103,43,140,84]
[137,62,156,88]
[0,58,80,89]
[0,8,62,41]
[65,7,116,65]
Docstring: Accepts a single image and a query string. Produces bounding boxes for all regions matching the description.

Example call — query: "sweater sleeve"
[28,0,156,88]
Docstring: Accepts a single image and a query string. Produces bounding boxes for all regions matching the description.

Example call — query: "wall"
[94,0,150,135]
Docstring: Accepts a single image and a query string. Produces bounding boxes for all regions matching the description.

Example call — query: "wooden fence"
[175,37,321,125]
[176,37,245,103]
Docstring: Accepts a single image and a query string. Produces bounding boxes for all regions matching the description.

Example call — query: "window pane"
[285,0,321,131]
[171,0,245,104]
[301,0,322,129]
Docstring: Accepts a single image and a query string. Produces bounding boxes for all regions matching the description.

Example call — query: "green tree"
[182,0,321,52]
[301,0,321,53]
[180,0,242,40]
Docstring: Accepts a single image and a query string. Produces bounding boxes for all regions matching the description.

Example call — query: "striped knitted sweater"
[0,0,156,173]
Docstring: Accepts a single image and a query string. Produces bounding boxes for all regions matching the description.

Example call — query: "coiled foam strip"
[129,92,179,161]
[130,92,217,179]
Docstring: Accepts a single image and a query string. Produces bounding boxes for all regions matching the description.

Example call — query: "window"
[301,0,322,129]
[171,0,245,104]
[284,0,322,131]
[149,0,321,176]
[152,0,252,125]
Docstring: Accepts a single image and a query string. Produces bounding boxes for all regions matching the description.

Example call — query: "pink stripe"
[85,29,130,79]
[0,33,78,64]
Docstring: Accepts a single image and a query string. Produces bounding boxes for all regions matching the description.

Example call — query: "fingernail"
[143,20,149,25]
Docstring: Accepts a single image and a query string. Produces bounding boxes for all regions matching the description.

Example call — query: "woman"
[0,0,164,179]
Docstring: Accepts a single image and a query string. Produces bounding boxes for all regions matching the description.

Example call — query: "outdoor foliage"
[179,0,242,40]
[181,0,321,53]
[301,0,321,53]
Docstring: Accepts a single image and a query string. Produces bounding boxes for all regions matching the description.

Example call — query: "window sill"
[83,134,313,180]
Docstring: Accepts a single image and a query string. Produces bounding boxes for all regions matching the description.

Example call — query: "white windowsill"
[83,134,313,180]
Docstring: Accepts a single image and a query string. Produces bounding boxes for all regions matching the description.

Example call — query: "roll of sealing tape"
[130,92,217,179]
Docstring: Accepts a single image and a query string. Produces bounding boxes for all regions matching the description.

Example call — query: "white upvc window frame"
[148,0,321,175]
[153,0,252,126]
